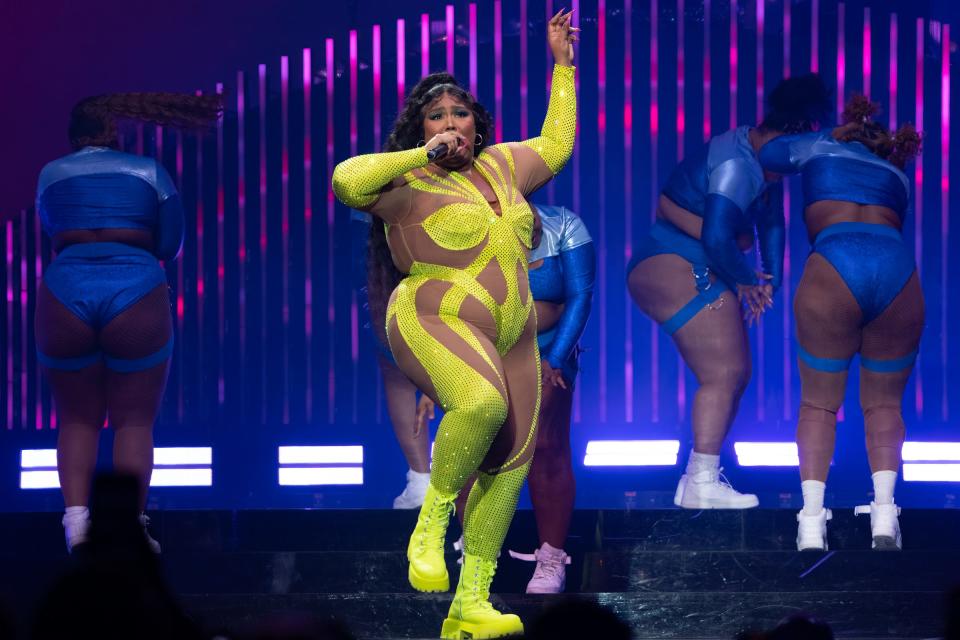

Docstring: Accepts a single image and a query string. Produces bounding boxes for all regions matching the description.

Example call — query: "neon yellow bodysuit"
[333,64,576,563]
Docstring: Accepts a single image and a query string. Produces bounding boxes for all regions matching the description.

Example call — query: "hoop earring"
[474,134,483,146]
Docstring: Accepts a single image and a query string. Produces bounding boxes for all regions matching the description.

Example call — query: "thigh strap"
[36,349,101,371]
[861,349,918,373]
[797,343,852,373]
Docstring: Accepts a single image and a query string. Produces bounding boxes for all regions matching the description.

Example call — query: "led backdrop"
[1,0,956,509]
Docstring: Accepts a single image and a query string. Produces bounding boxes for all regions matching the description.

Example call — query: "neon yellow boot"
[407,483,455,592]
[440,553,523,639]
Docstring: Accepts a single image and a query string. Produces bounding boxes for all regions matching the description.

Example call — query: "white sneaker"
[62,508,91,553]
[140,513,162,554]
[855,502,902,550]
[674,468,759,509]
[392,469,431,509]
[797,508,832,551]
[509,543,571,594]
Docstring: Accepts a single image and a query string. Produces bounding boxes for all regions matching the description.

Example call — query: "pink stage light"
[304,47,314,421]
[624,0,634,422]
[468,5,477,96]
[941,23,950,421]
[259,63,268,424]
[281,55,292,423]
[650,0,660,423]
[325,39,336,424]
[914,17,924,416]
[421,13,429,78]
[445,4,454,74]
[216,82,226,407]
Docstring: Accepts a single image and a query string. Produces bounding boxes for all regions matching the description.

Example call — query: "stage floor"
[2,508,955,638]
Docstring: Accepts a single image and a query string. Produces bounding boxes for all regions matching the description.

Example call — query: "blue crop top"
[661,126,784,289]
[758,132,910,219]
[528,205,596,370]
[36,146,184,260]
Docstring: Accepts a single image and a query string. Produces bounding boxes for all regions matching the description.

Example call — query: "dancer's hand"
[737,273,774,325]
[424,131,467,160]
[542,360,568,390]
[548,8,579,66]
[414,396,435,436]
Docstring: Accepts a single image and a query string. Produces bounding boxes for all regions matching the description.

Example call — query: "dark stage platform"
[2,508,956,638]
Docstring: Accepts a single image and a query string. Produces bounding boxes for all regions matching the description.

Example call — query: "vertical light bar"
[373,28,381,151]
[650,0,659,422]
[730,0,738,129]
[571,0,582,422]
[703,0,711,141]
[520,0,529,139]
[890,14,898,130]
[325,39,336,424]
[397,19,406,111]
[494,0,503,143]
[5,220,11,430]
[281,56,291,424]
[349,30,360,424]
[34,212,43,429]
[863,8,872,97]
[468,5,478,96]
[194,91,205,414]
[19,209,27,429]
[446,4,455,74]
[258,64,268,424]
[598,0,608,422]
[837,3,846,120]
[624,0,633,422]
[421,13,430,78]
[545,0,555,202]
[676,0,686,421]
[175,131,185,421]
[941,24,950,421]
[237,71,248,409]
[304,48,314,423]
[782,0,793,420]
[755,0,765,424]
[216,82,226,407]
[370,29,381,423]
[811,0,819,73]
[914,17,924,416]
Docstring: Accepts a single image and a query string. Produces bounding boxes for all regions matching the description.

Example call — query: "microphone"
[426,143,449,162]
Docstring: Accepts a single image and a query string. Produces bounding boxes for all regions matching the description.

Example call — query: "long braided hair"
[366,73,493,342]
[68,92,224,150]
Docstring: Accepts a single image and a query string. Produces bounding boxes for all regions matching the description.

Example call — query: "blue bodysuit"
[528,205,596,386]
[759,132,916,373]
[35,146,184,371]
[629,126,785,334]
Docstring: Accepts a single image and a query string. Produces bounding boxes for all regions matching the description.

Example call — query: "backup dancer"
[759,95,923,551]
[627,75,831,509]
[36,92,221,552]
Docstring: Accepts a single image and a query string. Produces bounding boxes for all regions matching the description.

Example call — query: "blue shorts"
[39,242,172,371]
[797,222,918,374]
[813,222,915,323]
[628,220,731,335]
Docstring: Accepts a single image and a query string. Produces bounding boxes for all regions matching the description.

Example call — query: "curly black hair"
[366,73,494,339]
[759,73,832,134]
